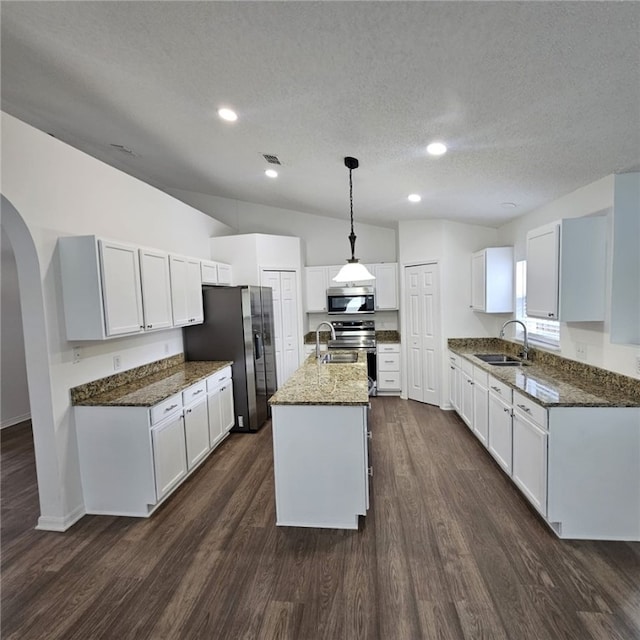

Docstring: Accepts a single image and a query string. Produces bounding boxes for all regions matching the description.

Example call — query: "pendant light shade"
[333,156,375,283]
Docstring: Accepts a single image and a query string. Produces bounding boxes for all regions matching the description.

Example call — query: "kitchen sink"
[474,353,529,366]
[321,351,358,364]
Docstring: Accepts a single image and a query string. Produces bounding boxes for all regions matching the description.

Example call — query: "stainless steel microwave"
[327,287,375,315]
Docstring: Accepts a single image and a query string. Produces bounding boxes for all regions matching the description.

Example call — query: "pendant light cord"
[348,164,357,261]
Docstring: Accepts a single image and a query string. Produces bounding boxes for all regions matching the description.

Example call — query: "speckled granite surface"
[303,330,400,344]
[448,338,640,408]
[269,352,369,406]
[72,360,233,407]
[376,330,400,343]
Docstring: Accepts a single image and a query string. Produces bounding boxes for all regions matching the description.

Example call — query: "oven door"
[327,288,375,315]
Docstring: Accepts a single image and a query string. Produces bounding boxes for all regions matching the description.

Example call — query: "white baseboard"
[36,504,85,532]
[1,412,31,429]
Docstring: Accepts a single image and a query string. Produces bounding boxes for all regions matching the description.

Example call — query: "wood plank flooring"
[2,399,639,640]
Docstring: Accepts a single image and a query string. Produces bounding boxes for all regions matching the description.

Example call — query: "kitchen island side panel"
[272,404,368,529]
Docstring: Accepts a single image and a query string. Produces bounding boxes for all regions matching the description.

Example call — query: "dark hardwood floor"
[2,400,639,640]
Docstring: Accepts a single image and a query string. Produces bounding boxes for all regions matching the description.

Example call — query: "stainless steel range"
[328,320,377,395]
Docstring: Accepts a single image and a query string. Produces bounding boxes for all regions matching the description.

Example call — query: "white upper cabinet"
[526,217,606,321]
[611,172,640,344]
[169,255,204,327]
[470,247,513,313]
[373,263,398,310]
[305,266,329,312]
[139,248,173,331]
[59,236,146,340]
[200,260,233,286]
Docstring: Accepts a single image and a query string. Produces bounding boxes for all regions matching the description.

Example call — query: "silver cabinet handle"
[491,386,502,393]
[186,408,192,414]
[193,389,204,395]
[517,404,531,413]
[164,404,179,412]
[450,366,455,370]
[140,325,145,330]
[503,407,510,413]
[548,313,555,317]
[384,360,394,364]
[367,431,372,440]
[218,376,227,381]
[147,324,152,329]
[368,466,374,477]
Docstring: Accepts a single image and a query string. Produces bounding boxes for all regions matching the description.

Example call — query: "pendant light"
[333,156,375,283]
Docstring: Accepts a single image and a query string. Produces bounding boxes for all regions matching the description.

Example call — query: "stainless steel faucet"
[315,321,336,360]
[499,319,529,360]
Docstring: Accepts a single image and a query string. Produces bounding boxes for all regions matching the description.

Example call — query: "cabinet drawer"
[182,380,207,406]
[488,376,512,403]
[473,366,488,386]
[378,371,401,390]
[461,358,474,376]
[448,351,460,367]
[377,343,400,354]
[150,393,183,425]
[207,366,232,392]
[378,353,400,371]
[513,390,547,428]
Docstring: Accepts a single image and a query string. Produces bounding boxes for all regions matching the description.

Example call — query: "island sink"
[321,352,359,364]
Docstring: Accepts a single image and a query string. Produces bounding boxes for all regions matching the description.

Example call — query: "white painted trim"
[36,504,85,532]
[1,413,31,429]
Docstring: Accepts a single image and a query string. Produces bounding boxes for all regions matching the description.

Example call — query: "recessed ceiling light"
[265,169,278,178]
[218,107,238,122]
[501,202,517,208]
[426,142,447,156]
[408,194,421,203]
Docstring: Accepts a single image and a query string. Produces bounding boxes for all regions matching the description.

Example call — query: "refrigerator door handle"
[254,332,264,360]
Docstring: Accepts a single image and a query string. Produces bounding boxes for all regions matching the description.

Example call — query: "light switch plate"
[575,343,587,361]
[73,347,82,364]
[113,355,122,371]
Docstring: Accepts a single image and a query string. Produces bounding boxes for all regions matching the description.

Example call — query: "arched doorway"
[1,194,66,530]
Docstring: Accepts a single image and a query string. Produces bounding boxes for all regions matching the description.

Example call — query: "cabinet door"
[139,248,173,331]
[186,258,204,324]
[99,240,144,336]
[200,261,219,285]
[526,223,559,320]
[184,399,210,469]
[512,411,548,516]
[448,362,457,408]
[220,382,235,433]
[169,255,189,326]
[470,251,486,311]
[207,388,224,447]
[488,393,513,474]
[217,263,232,285]
[305,267,328,312]
[280,271,300,384]
[460,373,474,428]
[472,381,489,447]
[151,414,187,500]
[374,263,398,309]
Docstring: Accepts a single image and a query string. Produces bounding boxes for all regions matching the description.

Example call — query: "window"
[515,261,560,348]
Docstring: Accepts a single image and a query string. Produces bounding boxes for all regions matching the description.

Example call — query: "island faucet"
[315,321,336,360]
[499,319,529,360]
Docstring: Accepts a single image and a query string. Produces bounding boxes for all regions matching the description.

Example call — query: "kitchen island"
[269,351,370,530]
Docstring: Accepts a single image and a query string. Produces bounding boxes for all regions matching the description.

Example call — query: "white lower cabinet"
[460,370,474,428]
[207,366,235,447]
[472,368,489,446]
[377,343,401,394]
[488,391,513,475]
[75,367,234,517]
[152,413,188,500]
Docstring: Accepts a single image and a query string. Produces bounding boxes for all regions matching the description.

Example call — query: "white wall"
[1,112,236,528]
[1,228,31,427]
[497,174,640,379]
[169,188,397,265]
[398,219,506,405]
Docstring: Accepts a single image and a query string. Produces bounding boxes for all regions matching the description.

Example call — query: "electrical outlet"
[113,355,122,371]
[73,347,82,364]
[575,343,587,361]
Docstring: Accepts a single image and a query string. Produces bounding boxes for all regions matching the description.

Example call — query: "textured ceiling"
[2,1,639,229]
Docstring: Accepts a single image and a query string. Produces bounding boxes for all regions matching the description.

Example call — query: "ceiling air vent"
[262,154,282,165]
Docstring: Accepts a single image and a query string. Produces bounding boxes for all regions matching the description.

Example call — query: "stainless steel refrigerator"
[183,286,277,432]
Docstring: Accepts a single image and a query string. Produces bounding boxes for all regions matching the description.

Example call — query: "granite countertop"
[73,361,233,407]
[448,339,640,408]
[269,351,369,406]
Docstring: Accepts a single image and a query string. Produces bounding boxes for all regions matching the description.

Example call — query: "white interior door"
[280,271,300,384]
[262,269,300,387]
[404,263,440,406]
